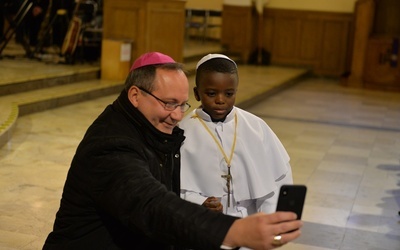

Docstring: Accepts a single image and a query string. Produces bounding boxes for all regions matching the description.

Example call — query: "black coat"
[43,90,237,250]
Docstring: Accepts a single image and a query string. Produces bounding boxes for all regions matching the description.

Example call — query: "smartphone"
[276,184,307,219]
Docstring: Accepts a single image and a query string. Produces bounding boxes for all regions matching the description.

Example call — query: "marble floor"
[1,42,400,249]
[246,78,400,250]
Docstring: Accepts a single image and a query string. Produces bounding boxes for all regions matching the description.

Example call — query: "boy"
[180,54,293,217]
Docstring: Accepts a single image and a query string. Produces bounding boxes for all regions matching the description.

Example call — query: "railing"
[185,8,222,43]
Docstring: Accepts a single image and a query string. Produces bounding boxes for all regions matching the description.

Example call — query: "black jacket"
[43,90,237,250]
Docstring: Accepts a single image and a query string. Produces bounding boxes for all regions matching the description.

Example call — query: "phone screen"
[276,185,307,219]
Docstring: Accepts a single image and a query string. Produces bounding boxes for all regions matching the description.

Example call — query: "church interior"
[0,0,399,249]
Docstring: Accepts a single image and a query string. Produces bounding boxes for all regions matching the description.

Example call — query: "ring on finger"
[272,235,282,246]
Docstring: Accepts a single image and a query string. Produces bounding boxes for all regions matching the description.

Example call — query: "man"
[43,52,303,250]
[27,0,50,46]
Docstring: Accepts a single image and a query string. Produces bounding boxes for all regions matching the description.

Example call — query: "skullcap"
[196,53,237,69]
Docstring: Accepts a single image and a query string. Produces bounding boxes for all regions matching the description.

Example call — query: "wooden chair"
[185,9,221,43]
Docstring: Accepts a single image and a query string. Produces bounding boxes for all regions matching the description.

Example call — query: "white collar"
[194,107,236,123]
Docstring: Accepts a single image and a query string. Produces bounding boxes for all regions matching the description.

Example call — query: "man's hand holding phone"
[276,184,307,220]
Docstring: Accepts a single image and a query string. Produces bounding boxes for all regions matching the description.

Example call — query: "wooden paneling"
[221,5,257,63]
[347,0,375,87]
[319,20,351,75]
[271,16,322,65]
[299,20,322,62]
[220,6,353,76]
[103,0,185,63]
[103,1,142,41]
[373,0,400,36]
[363,36,400,90]
[264,9,353,76]
[101,39,132,80]
[271,17,300,62]
[346,0,400,91]
[145,1,185,59]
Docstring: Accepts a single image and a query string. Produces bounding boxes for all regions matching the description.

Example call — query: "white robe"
[179,107,293,217]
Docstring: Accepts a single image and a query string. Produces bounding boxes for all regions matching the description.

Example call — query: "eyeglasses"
[139,87,191,112]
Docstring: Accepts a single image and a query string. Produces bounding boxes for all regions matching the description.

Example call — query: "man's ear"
[127,86,140,107]
[193,87,200,101]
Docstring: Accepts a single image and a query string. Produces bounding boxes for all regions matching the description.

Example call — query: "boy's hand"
[202,196,223,212]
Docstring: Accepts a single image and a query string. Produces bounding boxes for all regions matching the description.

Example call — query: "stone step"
[11,79,124,116]
[0,58,106,148]
[0,45,261,149]
[0,78,124,148]
[0,102,18,149]
[0,58,101,96]
[0,38,232,148]
[0,69,100,96]
[0,53,212,148]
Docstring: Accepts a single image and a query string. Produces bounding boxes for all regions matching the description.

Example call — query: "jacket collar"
[113,89,185,153]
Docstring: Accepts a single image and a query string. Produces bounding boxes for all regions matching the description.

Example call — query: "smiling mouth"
[164,121,177,128]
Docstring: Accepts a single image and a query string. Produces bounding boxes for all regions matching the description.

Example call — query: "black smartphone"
[276,184,307,219]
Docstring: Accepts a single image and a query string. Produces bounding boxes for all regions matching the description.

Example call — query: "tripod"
[0,0,33,58]
[33,8,70,57]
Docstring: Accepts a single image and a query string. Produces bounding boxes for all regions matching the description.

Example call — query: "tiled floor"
[1,41,400,249]
[247,78,400,250]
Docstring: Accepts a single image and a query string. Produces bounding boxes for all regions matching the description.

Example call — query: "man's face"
[130,68,189,134]
[194,72,238,121]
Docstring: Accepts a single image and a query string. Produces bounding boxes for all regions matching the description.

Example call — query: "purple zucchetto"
[130,52,176,72]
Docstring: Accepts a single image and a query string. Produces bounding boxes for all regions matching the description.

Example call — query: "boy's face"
[194,72,238,120]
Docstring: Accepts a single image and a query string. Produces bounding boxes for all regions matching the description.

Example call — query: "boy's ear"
[193,87,200,101]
